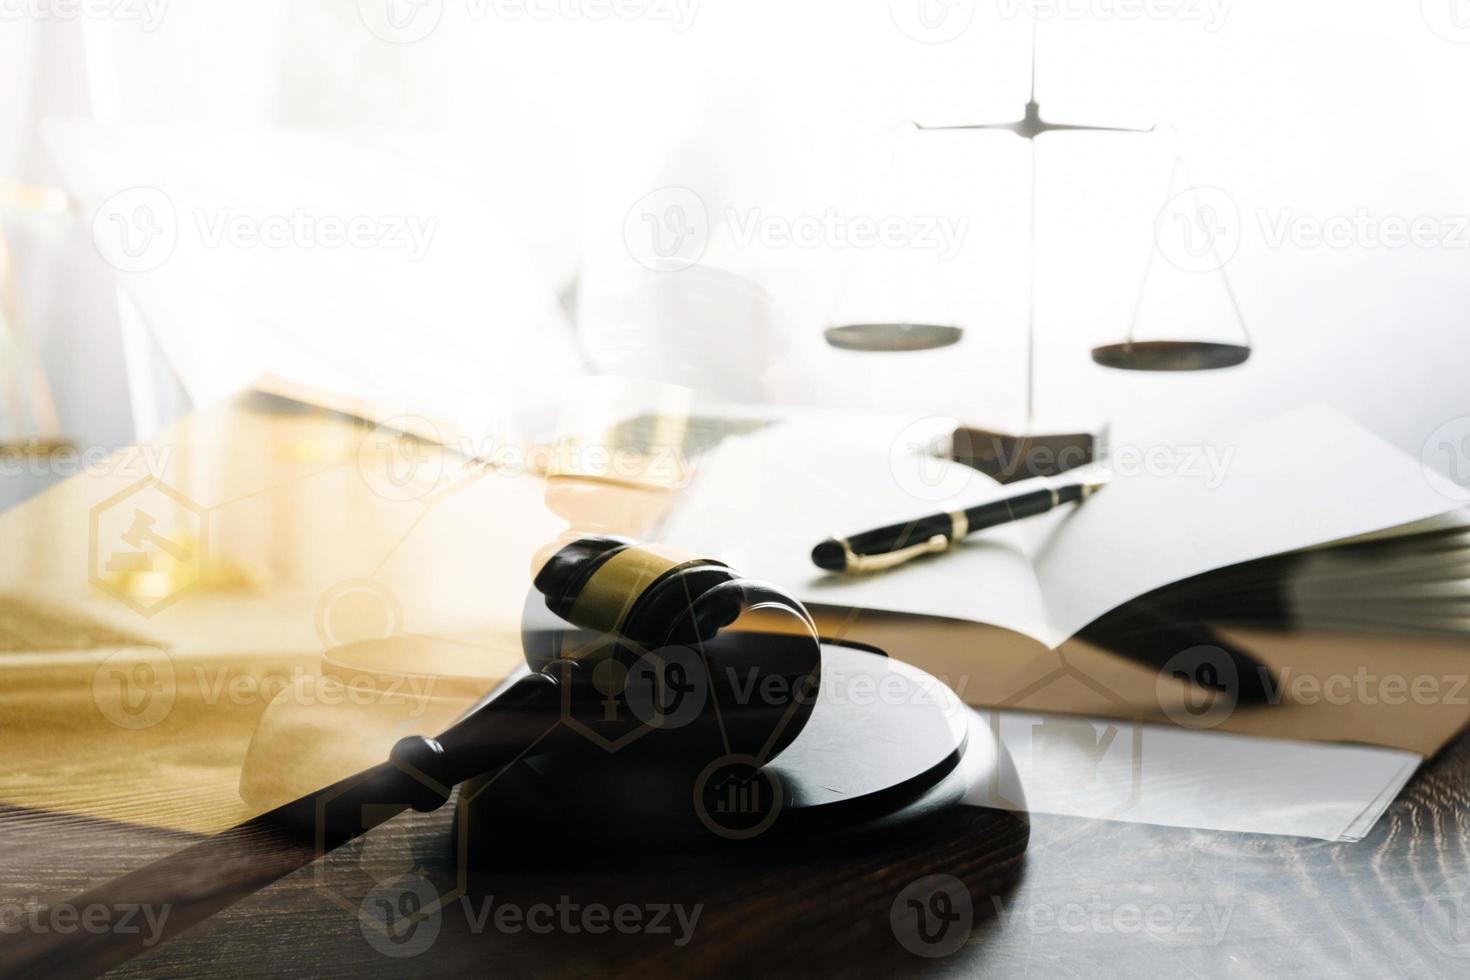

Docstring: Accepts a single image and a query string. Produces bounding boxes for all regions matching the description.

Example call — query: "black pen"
[812,472,1109,574]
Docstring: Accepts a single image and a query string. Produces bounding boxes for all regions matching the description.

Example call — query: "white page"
[656,414,1056,643]
[45,122,586,440]
[661,404,1462,647]
[971,710,1420,842]
[1031,404,1465,642]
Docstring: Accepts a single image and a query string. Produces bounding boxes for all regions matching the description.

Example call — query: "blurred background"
[3,0,1470,509]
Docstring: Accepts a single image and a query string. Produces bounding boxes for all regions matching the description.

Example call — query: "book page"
[655,414,1056,644]
[1032,404,1464,642]
[658,405,1462,649]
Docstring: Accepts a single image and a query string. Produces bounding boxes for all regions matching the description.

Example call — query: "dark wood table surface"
[4,719,1468,978]
[3,396,1468,977]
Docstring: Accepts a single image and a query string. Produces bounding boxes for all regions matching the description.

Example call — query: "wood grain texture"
[5,396,1470,977]
[3,726,1467,978]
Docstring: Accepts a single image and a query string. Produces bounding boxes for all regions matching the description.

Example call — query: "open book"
[656,404,1465,649]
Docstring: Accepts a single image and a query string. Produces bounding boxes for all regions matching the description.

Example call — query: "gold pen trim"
[839,534,951,574]
[1042,477,1060,507]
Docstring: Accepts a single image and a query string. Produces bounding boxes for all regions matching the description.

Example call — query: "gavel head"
[523,536,822,765]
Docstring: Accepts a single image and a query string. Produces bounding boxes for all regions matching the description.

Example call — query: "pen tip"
[811,539,846,572]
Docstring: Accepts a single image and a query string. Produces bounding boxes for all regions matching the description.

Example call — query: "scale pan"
[824,323,963,353]
[1091,340,1250,372]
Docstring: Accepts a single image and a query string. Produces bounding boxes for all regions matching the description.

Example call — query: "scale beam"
[914,103,1156,142]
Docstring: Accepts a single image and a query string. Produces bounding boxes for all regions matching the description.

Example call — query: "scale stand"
[906,26,1154,481]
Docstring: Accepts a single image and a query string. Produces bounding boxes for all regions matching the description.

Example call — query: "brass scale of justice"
[825,34,1253,444]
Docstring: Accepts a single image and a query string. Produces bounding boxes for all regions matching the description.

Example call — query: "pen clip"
[842,534,951,573]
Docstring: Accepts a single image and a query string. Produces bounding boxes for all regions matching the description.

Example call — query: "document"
[659,404,1463,647]
[972,710,1421,842]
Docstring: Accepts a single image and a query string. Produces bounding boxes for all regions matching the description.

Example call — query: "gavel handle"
[382,669,566,815]
[0,670,571,979]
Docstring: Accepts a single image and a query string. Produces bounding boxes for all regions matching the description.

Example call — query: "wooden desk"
[3,394,1470,976]
[5,737,1469,977]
